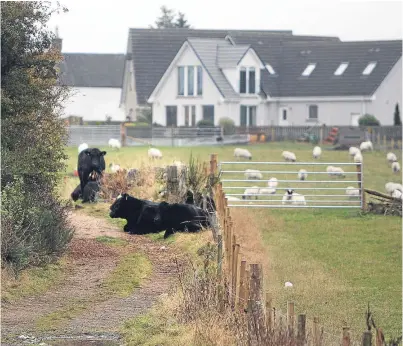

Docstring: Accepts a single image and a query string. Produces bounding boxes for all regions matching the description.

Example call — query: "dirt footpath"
[1,211,180,346]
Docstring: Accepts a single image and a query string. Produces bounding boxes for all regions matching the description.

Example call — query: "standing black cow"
[78,148,106,195]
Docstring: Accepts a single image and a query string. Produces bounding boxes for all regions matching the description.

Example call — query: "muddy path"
[1,211,180,345]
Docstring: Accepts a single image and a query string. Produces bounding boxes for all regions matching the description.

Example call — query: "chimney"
[52,26,63,52]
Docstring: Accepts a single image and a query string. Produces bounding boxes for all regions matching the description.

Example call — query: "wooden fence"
[207,153,391,346]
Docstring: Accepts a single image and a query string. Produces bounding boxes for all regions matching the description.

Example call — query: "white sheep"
[227,196,241,201]
[345,186,360,198]
[282,189,306,205]
[108,138,121,149]
[298,169,308,181]
[234,148,252,160]
[78,143,88,154]
[242,186,259,200]
[259,187,276,195]
[385,182,403,195]
[386,152,398,164]
[392,189,403,200]
[268,177,278,188]
[349,147,360,157]
[148,148,162,159]
[392,161,401,174]
[244,169,263,180]
[109,163,121,173]
[282,151,296,162]
[326,166,346,178]
[313,146,322,159]
[353,152,363,163]
[360,141,373,151]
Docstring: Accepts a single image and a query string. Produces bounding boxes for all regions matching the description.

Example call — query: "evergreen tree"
[154,6,176,28]
[394,103,401,126]
[175,12,190,28]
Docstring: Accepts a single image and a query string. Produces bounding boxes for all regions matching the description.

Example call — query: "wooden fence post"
[362,331,372,346]
[217,234,223,279]
[383,135,387,149]
[342,326,351,346]
[248,264,266,343]
[357,163,365,210]
[375,328,384,346]
[239,260,247,311]
[297,314,306,346]
[376,133,380,146]
[232,243,240,308]
[166,165,179,203]
[287,301,295,336]
[265,292,273,332]
[313,317,320,346]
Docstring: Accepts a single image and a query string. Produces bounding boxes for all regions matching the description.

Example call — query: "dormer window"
[301,63,316,77]
[362,62,377,76]
[239,67,257,94]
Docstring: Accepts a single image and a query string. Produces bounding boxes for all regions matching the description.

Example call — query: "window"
[265,64,276,75]
[188,67,194,96]
[334,62,349,76]
[166,106,177,126]
[178,67,185,96]
[301,63,317,77]
[202,105,215,124]
[177,66,203,96]
[197,66,203,96]
[183,105,196,126]
[240,105,257,127]
[309,105,318,120]
[282,109,287,121]
[240,67,247,93]
[362,62,377,75]
[249,68,256,94]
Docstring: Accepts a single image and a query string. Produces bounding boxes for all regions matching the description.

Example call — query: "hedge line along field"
[62,142,402,338]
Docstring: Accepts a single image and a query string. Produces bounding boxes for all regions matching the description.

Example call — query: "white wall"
[63,87,125,121]
[152,44,228,126]
[367,58,402,125]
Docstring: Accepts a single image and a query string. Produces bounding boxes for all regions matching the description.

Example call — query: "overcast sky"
[48,0,402,54]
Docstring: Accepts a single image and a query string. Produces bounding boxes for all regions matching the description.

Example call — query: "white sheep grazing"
[392,161,401,173]
[282,189,306,205]
[227,196,241,201]
[385,182,403,195]
[109,163,121,173]
[360,141,373,151]
[244,169,263,180]
[259,187,276,195]
[234,148,252,160]
[298,169,308,181]
[386,152,398,164]
[345,186,360,198]
[392,189,403,200]
[78,143,88,154]
[282,151,297,162]
[108,138,121,149]
[349,147,360,157]
[312,146,322,159]
[242,186,259,200]
[148,148,163,159]
[326,166,346,178]
[268,177,278,188]
[353,152,363,163]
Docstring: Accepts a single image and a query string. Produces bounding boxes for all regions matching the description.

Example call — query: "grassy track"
[61,142,402,339]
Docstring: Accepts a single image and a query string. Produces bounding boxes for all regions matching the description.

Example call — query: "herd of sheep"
[230,141,402,205]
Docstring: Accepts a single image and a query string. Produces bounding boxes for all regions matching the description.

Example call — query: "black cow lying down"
[109,193,211,238]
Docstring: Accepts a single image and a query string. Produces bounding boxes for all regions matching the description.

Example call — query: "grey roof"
[217,44,250,68]
[187,38,241,100]
[59,53,125,88]
[127,28,402,103]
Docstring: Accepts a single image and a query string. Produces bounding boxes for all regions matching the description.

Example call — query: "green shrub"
[358,114,381,126]
[218,117,236,135]
[197,119,215,127]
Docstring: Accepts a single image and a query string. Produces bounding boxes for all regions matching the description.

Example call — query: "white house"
[55,35,126,122]
[120,28,402,126]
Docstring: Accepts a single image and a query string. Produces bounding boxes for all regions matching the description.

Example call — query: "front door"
[278,107,289,126]
[351,113,361,126]
[166,106,177,127]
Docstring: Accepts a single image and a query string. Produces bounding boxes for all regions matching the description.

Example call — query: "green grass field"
[61,142,402,340]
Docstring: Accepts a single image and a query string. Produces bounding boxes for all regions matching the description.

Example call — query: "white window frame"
[240,105,257,127]
[239,67,257,95]
[183,105,197,126]
[178,66,202,97]
[301,63,317,77]
[362,61,377,76]
[334,62,349,76]
[308,104,319,121]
